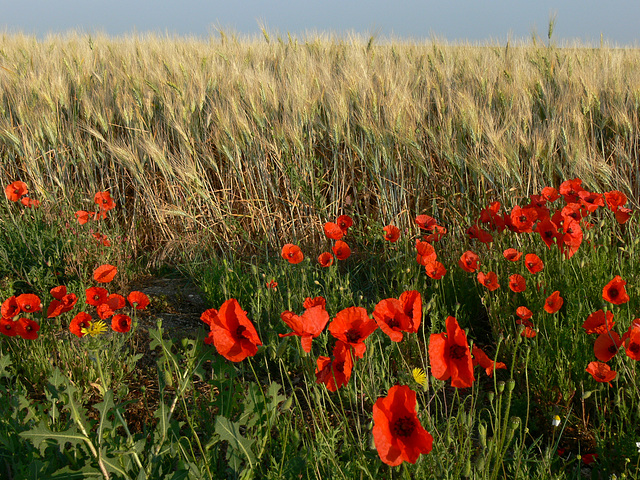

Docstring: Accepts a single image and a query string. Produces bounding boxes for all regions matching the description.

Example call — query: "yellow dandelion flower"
[81,319,108,337]
[412,367,427,386]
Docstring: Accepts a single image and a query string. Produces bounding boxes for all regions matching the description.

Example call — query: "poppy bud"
[478,422,487,449]
[497,381,505,394]
[507,379,516,392]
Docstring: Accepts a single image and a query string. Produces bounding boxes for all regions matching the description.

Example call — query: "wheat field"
[1,32,638,256]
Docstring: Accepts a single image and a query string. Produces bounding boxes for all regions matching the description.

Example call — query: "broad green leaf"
[20,422,87,455]
[215,416,256,468]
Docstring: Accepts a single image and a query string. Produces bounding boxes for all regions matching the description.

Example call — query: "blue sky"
[2,1,639,45]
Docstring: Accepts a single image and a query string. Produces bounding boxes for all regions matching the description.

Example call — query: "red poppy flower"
[516,306,533,321]
[459,251,480,273]
[92,232,111,247]
[75,210,91,225]
[86,287,109,307]
[508,274,526,293]
[318,252,334,267]
[425,261,446,280]
[559,218,583,258]
[615,207,632,224]
[383,225,400,242]
[399,290,422,333]
[315,340,353,392]
[323,222,344,240]
[106,293,126,311]
[559,178,584,203]
[128,291,150,309]
[479,201,506,232]
[604,190,627,211]
[541,186,559,202]
[544,291,563,314]
[16,294,42,314]
[578,190,604,213]
[266,279,278,290]
[477,271,500,291]
[5,181,28,201]
[328,306,377,358]
[524,254,544,274]
[94,191,116,211]
[97,303,115,320]
[415,215,437,230]
[602,276,630,305]
[510,205,538,233]
[303,296,326,309]
[46,293,78,318]
[336,215,353,234]
[111,314,132,333]
[415,239,437,266]
[372,385,433,466]
[585,361,616,386]
[503,248,523,262]
[526,194,549,214]
[20,197,40,208]
[1,296,20,319]
[94,264,118,283]
[16,317,40,340]
[373,298,412,342]
[520,326,537,338]
[202,298,262,362]
[466,224,493,244]
[623,326,640,361]
[472,346,507,377]
[69,312,92,338]
[429,316,474,388]
[560,203,583,223]
[332,240,351,260]
[280,304,330,352]
[594,331,622,362]
[535,219,559,249]
[281,244,304,264]
[50,286,67,300]
[422,224,448,242]
[0,318,18,337]
[582,310,615,335]
[582,453,598,465]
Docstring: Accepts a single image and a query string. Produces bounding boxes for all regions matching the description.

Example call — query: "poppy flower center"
[345,329,361,343]
[449,344,467,360]
[3,324,12,331]
[519,215,527,223]
[392,416,416,437]
[94,295,101,301]
[608,288,619,299]
[25,324,33,332]
[387,318,399,329]
[235,325,247,338]
[608,345,617,354]
[24,305,32,311]
[629,343,639,354]
[334,361,344,373]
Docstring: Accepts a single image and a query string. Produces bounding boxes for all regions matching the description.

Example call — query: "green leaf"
[215,416,256,468]
[94,389,115,447]
[20,422,87,455]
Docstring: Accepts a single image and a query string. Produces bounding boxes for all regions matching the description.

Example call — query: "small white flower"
[636,441,640,453]
[551,415,561,427]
